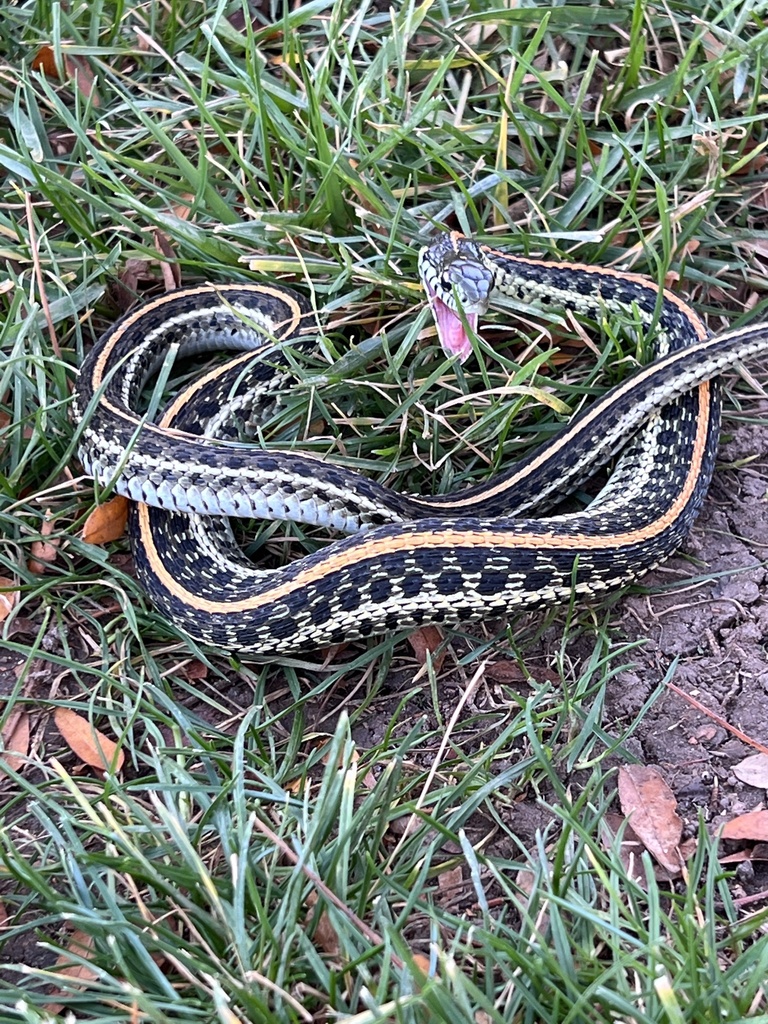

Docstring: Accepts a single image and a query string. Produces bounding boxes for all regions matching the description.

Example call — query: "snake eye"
[439,273,456,302]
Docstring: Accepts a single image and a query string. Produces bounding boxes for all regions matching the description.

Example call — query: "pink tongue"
[429,292,478,362]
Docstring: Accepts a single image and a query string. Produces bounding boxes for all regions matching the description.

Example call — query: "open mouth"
[424,281,478,362]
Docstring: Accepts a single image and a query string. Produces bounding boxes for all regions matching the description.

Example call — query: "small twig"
[664,679,768,755]
[732,887,768,908]
[385,660,488,869]
[250,815,405,970]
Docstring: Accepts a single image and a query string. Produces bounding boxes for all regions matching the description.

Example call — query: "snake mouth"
[424,282,478,362]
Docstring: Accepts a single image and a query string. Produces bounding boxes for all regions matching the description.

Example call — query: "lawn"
[2,0,768,1021]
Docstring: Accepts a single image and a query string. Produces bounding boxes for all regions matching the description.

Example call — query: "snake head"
[419,233,494,361]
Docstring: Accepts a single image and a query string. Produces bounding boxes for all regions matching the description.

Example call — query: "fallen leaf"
[31,46,100,106]
[29,509,59,573]
[730,139,768,175]
[411,952,432,975]
[732,753,768,790]
[437,863,463,896]
[305,893,339,957]
[601,812,651,887]
[312,910,339,957]
[44,930,99,1014]
[283,774,306,795]
[719,849,753,865]
[720,809,768,842]
[0,576,19,622]
[617,765,683,874]
[691,724,719,744]
[54,707,125,772]
[678,837,698,862]
[31,44,59,77]
[485,660,527,684]
[701,30,726,61]
[81,496,129,546]
[603,813,698,886]
[182,659,208,682]
[464,21,499,46]
[171,194,195,222]
[119,257,153,288]
[153,231,180,288]
[0,712,30,774]
[514,866,550,935]
[408,626,445,670]
[114,260,155,313]
[676,238,700,260]
[664,270,680,289]
[66,56,99,106]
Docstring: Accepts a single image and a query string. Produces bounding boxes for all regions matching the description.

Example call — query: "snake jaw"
[424,280,478,361]
[420,234,493,361]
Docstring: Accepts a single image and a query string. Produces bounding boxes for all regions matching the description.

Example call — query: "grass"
[2,0,768,1020]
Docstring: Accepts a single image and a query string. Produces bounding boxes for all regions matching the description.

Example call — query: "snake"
[73,232,768,656]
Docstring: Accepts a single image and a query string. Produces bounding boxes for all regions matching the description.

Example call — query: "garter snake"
[74,233,768,655]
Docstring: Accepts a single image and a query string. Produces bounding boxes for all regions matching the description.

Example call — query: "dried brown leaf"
[603,811,696,886]
[0,576,19,622]
[701,30,726,61]
[54,707,125,772]
[437,863,464,896]
[312,907,339,957]
[65,56,100,107]
[119,257,153,290]
[29,510,59,573]
[182,659,208,682]
[81,496,129,546]
[485,660,527,683]
[514,866,550,935]
[677,237,700,260]
[732,754,768,790]
[718,844,768,865]
[171,194,196,221]
[407,626,445,670]
[305,893,339,957]
[153,231,180,288]
[720,809,768,842]
[601,812,650,886]
[617,765,683,874]
[731,141,768,174]
[114,259,156,313]
[31,44,59,77]
[31,47,100,106]
[411,952,432,976]
[719,849,753,865]
[45,930,99,1014]
[677,837,698,863]
[0,712,30,774]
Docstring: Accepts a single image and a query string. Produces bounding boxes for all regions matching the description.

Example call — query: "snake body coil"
[74,234,768,654]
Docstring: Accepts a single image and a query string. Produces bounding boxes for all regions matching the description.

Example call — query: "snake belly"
[74,237,768,655]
